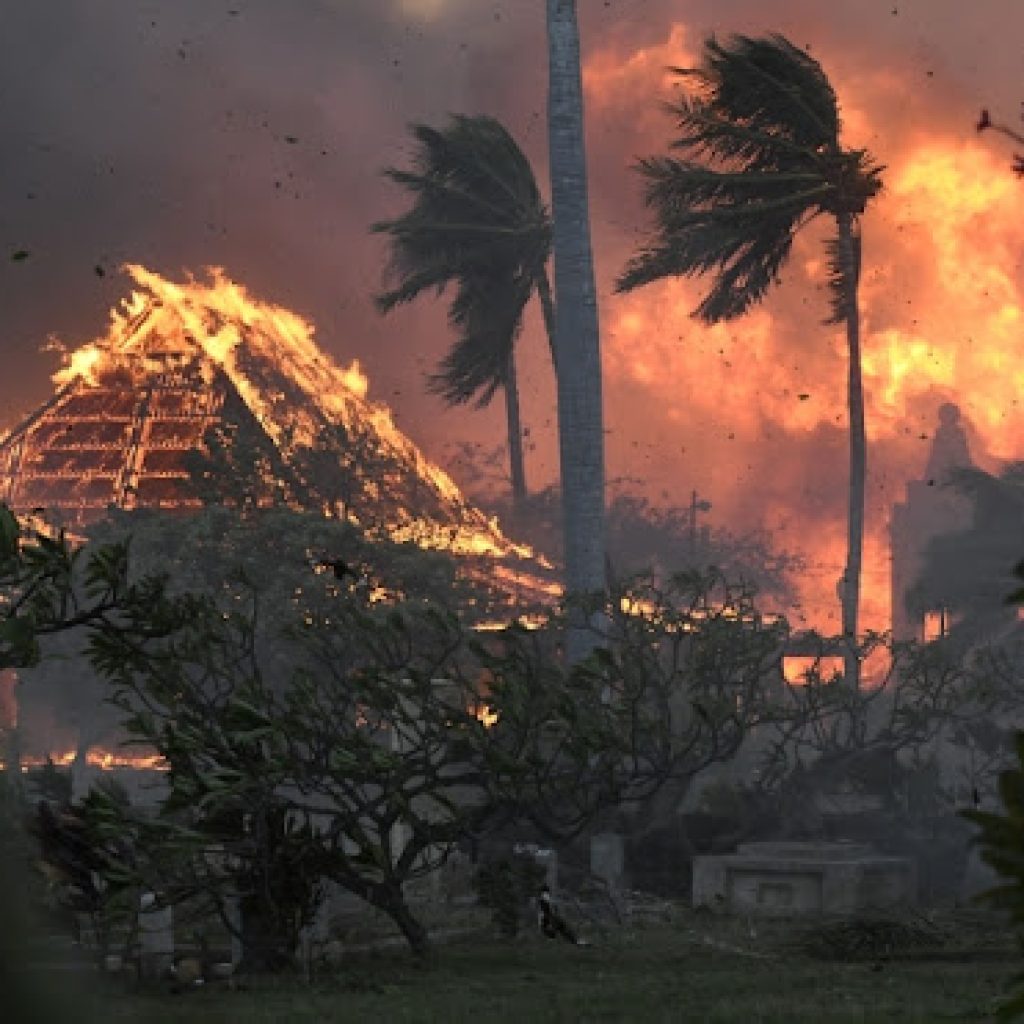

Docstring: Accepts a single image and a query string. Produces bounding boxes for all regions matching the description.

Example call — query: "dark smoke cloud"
[0,0,1020,627]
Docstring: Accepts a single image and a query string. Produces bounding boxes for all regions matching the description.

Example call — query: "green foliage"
[30,780,138,959]
[0,504,130,672]
[800,915,943,962]
[474,852,547,937]
[756,632,1014,815]
[944,557,1024,1017]
[82,564,791,959]
[962,733,1024,1020]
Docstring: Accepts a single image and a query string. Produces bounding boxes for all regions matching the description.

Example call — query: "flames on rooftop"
[0,264,558,609]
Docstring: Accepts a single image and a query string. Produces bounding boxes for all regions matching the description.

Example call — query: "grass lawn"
[10,909,1017,1023]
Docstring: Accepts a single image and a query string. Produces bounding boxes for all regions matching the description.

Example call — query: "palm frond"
[617,157,824,311]
[702,34,840,150]
[622,32,882,326]
[374,114,550,409]
[373,115,550,326]
[618,210,800,320]
[662,95,823,169]
[427,270,533,408]
[636,156,824,208]
[407,118,545,227]
[374,261,455,313]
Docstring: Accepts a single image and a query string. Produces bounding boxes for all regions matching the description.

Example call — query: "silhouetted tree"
[374,115,555,516]
[618,34,883,687]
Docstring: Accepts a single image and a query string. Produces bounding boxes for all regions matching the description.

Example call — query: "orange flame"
[49,265,554,573]
[473,704,499,728]
[9,749,168,772]
[579,23,1024,636]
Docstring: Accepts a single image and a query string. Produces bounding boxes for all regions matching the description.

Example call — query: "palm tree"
[547,0,607,664]
[373,115,556,517]
[617,34,883,686]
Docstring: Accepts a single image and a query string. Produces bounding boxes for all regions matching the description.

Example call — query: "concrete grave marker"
[590,832,626,892]
[138,892,174,980]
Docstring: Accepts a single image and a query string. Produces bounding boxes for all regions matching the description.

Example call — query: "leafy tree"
[453,467,802,608]
[0,505,131,777]
[756,632,1013,815]
[374,115,555,515]
[82,567,790,959]
[30,779,136,964]
[617,34,883,686]
[546,0,608,662]
[962,735,1024,1021]
[0,506,129,671]
[955,563,1024,1019]
[0,505,135,1019]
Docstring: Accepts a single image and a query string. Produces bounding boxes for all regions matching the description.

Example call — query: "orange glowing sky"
[0,0,1022,633]
[569,16,1024,632]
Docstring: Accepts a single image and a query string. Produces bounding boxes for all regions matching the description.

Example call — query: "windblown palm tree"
[617,34,883,686]
[373,115,555,516]
[547,0,608,664]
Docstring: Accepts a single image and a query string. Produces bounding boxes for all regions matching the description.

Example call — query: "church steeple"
[890,404,975,643]
[924,403,972,486]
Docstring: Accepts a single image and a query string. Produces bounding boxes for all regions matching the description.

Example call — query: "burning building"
[0,264,557,587]
[0,264,560,775]
[889,403,974,644]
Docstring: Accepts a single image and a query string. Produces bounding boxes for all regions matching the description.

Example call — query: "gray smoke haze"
[1,0,1021,628]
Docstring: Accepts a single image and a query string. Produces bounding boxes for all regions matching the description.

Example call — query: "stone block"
[138,893,174,979]
[590,832,625,891]
[692,841,915,916]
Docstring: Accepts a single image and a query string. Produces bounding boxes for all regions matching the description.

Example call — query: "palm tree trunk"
[502,349,528,517]
[546,0,607,665]
[837,211,865,690]
[536,266,559,374]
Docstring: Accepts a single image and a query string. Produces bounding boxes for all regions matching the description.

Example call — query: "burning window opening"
[923,608,954,643]
[782,655,846,686]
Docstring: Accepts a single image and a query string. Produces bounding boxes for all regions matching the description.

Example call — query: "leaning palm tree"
[373,115,555,516]
[547,0,608,664]
[617,34,883,686]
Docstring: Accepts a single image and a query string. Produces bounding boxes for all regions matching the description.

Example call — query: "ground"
[11,906,1017,1023]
